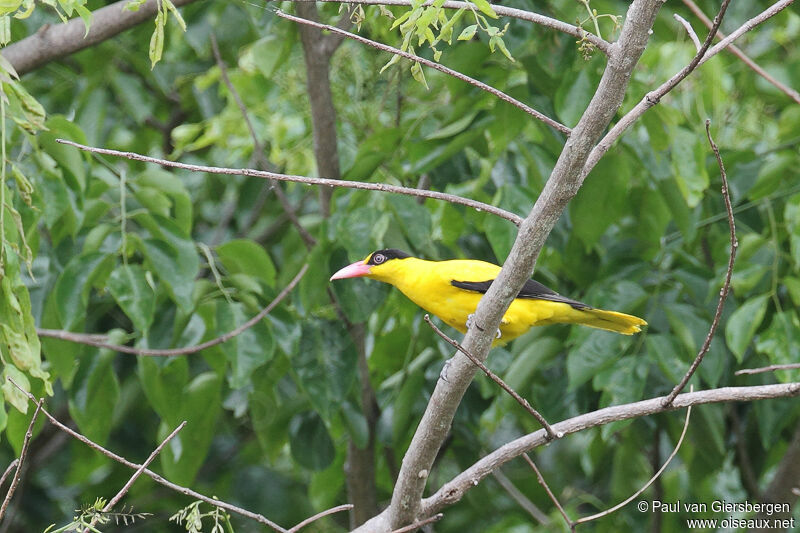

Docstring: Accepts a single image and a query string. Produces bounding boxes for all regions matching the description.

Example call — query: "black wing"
[451,279,592,311]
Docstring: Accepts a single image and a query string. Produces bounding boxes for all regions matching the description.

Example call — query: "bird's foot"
[466,313,503,339]
[439,358,453,382]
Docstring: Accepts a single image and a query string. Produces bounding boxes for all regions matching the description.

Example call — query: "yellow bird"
[330,249,646,343]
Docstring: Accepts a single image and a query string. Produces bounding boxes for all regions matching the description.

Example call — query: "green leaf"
[748,151,794,201]
[68,348,120,445]
[107,264,156,333]
[471,0,497,18]
[570,153,630,248]
[725,294,769,362]
[138,357,189,424]
[388,196,432,250]
[217,302,275,389]
[341,401,369,449]
[457,24,477,41]
[149,10,166,69]
[160,372,222,485]
[38,116,88,192]
[555,69,592,127]
[216,239,276,287]
[567,330,629,390]
[290,411,335,470]
[52,252,115,331]
[292,320,356,422]
[670,127,709,208]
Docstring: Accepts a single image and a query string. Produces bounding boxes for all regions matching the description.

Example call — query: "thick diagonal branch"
[374,2,664,531]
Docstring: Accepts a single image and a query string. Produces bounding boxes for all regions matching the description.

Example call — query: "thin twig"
[662,120,737,407]
[287,504,354,533]
[736,363,800,376]
[275,10,572,136]
[390,513,443,533]
[491,469,550,525]
[682,0,800,105]
[83,421,187,533]
[55,139,523,226]
[285,0,612,55]
[0,461,18,492]
[674,14,701,51]
[523,454,574,531]
[424,315,559,440]
[37,264,308,356]
[7,378,289,533]
[575,399,693,524]
[209,33,318,248]
[0,398,42,521]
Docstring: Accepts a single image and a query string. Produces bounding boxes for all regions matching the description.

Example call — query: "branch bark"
[420,383,800,518]
[0,0,199,76]
[362,2,665,531]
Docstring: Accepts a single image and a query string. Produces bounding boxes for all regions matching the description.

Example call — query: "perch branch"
[420,383,800,517]
[37,264,308,356]
[55,139,523,225]
[736,363,800,376]
[662,120,736,407]
[275,10,572,136]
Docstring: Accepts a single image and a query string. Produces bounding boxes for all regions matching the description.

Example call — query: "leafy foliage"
[0,0,798,531]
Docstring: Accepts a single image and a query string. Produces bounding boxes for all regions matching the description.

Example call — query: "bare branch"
[584,0,794,177]
[0,461,18,492]
[286,0,612,55]
[7,379,290,532]
[0,399,42,521]
[575,398,692,524]
[736,363,800,376]
[682,0,800,105]
[84,421,187,533]
[522,454,573,531]
[37,264,308,356]
[420,383,800,518]
[55,139,523,225]
[424,315,559,440]
[275,10,572,136]
[287,504,354,533]
[662,120,737,407]
[0,0,199,76]
[674,14,702,52]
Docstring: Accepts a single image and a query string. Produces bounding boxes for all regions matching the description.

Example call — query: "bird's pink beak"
[330,261,372,281]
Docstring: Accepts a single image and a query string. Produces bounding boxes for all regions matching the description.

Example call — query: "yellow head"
[329,249,413,284]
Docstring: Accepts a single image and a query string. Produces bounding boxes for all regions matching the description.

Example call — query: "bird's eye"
[373,253,385,264]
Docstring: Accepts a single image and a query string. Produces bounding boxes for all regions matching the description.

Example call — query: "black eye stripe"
[366,249,411,265]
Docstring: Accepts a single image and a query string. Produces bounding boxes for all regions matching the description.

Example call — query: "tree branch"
[583,0,793,177]
[0,399,42,521]
[372,2,664,530]
[37,263,308,356]
[55,139,523,225]
[275,10,572,136]
[682,0,800,105]
[420,383,800,518]
[286,0,611,55]
[736,363,800,376]
[0,0,199,76]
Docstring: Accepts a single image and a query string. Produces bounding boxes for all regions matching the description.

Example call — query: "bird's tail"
[577,308,647,335]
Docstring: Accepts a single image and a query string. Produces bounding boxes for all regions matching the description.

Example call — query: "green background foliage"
[0,0,798,531]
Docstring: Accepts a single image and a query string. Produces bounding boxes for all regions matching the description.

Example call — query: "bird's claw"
[466,313,502,339]
[440,358,453,382]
